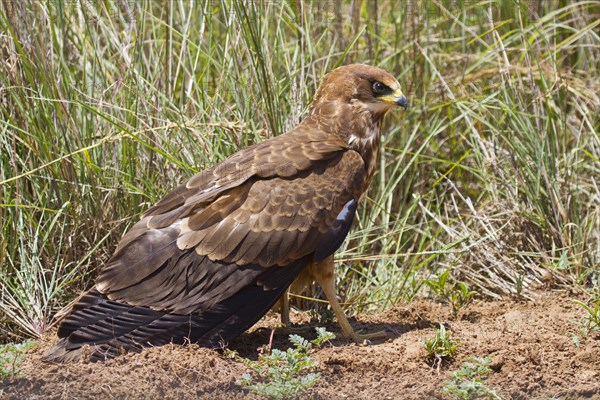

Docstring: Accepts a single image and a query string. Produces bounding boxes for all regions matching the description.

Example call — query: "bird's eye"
[372,81,387,95]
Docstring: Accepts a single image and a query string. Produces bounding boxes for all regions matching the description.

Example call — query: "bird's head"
[311,63,407,118]
[307,64,407,153]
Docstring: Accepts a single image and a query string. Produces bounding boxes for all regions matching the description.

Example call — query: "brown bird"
[44,64,407,362]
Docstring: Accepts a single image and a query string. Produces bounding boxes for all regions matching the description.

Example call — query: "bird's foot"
[343,329,387,343]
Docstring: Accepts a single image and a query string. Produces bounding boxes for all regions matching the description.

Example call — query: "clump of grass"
[422,323,459,371]
[443,356,500,400]
[0,204,105,340]
[573,298,600,338]
[425,269,476,318]
[0,340,36,380]
[234,328,335,400]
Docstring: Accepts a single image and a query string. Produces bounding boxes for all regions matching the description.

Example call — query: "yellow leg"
[310,256,387,341]
[278,288,312,334]
[279,289,290,327]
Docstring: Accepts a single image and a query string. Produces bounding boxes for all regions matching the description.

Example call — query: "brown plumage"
[44,64,407,362]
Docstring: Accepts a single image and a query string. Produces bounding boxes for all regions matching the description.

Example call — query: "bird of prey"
[44,64,407,362]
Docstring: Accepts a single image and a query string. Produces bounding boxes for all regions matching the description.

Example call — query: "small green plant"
[443,356,500,399]
[0,340,36,380]
[235,327,335,399]
[514,273,525,298]
[308,308,334,326]
[573,298,600,337]
[422,324,459,370]
[425,270,476,318]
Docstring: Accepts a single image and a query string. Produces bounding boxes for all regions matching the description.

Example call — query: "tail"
[44,261,307,362]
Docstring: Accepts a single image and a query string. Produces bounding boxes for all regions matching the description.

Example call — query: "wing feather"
[144,127,346,221]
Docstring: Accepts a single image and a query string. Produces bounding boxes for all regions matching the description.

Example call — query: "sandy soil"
[2,290,599,399]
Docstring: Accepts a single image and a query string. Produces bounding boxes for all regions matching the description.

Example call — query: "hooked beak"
[379,88,408,108]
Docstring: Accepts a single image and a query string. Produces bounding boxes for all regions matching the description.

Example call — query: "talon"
[344,330,387,342]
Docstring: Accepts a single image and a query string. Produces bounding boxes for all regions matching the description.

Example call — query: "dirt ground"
[2,289,599,400]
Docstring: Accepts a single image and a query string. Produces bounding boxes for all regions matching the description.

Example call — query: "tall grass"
[0,0,598,340]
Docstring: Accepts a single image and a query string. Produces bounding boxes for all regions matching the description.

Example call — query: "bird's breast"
[349,126,381,191]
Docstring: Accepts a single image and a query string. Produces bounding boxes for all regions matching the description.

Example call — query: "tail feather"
[44,259,307,362]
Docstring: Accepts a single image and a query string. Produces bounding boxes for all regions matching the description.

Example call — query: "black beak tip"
[396,95,408,108]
